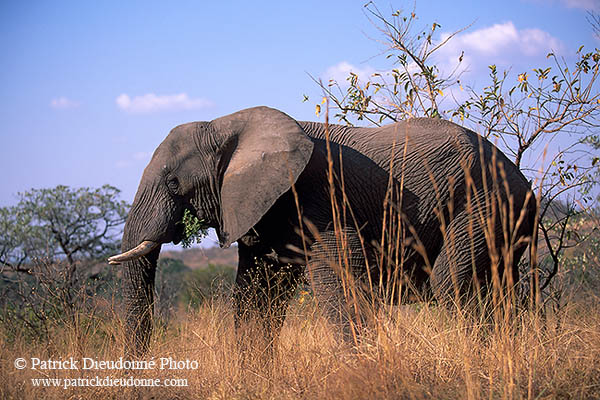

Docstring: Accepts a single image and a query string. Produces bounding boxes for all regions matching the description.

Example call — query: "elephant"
[108,106,536,353]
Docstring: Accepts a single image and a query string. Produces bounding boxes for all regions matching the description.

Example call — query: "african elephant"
[109,106,536,353]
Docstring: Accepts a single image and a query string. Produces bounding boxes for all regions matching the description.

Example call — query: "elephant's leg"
[307,229,372,343]
[430,208,520,309]
[233,241,301,353]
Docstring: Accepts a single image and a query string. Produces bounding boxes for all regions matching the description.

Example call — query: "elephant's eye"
[167,177,180,194]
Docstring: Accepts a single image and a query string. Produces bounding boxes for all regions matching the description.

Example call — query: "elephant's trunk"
[120,220,161,356]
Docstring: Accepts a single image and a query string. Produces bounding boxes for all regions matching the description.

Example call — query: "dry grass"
[1,294,599,400]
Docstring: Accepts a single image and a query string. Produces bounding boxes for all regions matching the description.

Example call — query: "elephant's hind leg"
[429,209,518,310]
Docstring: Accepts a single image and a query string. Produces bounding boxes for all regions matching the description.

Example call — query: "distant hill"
[159,246,238,269]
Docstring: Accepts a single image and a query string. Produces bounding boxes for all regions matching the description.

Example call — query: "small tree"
[0,185,129,340]
[318,2,467,124]
[0,184,129,270]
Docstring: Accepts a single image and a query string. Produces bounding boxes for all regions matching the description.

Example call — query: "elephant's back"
[358,118,477,166]
[300,118,475,157]
[299,118,527,187]
[299,118,481,180]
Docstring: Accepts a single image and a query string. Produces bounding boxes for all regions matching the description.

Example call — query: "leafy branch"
[178,209,209,248]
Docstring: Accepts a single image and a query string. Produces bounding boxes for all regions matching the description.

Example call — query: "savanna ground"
[1,262,599,400]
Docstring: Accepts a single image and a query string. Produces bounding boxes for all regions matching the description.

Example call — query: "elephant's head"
[108,106,314,353]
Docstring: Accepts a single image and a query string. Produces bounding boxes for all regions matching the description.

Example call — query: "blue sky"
[1,1,597,222]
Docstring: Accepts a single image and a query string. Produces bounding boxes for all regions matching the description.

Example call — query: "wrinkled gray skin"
[112,106,536,354]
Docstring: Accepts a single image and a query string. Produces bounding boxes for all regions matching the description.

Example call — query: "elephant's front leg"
[233,240,301,355]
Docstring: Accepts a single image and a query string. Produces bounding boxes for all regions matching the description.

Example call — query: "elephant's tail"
[524,187,538,243]
[514,187,538,273]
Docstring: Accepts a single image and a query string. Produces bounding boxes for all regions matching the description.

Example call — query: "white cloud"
[435,22,565,77]
[50,97,79,109]
[324,61,377,85]
[116,93,214,113]
[561,0,600,10]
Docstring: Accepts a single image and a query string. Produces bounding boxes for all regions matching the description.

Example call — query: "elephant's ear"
[215,106,314,247]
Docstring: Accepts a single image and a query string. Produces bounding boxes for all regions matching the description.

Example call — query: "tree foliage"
[0,184,129,273]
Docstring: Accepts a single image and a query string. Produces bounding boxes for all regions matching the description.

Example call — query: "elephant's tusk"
[108,241,160,265]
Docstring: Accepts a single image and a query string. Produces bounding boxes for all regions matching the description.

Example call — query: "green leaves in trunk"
[178,209,209,248]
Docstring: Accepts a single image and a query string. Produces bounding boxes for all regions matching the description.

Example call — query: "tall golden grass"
[1,294,599,399]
